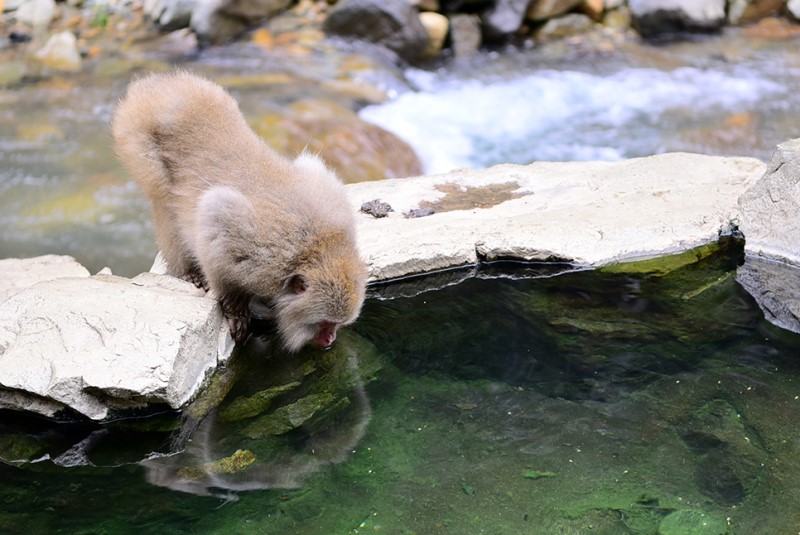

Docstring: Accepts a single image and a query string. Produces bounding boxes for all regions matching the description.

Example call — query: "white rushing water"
[359,66,784,174]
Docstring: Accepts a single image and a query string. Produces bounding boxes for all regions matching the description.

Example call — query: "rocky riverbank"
[2,142,799,420]
[4,0,800,82]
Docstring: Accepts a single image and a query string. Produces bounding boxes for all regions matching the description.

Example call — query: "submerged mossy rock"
[679,399,768,506]
[185,328,382,436]
[176,449,256,480]
[229,331,382,439]
[241,392,334,437]
[523,240,752,395]
[659,509,729,535]
[218,382,301,423]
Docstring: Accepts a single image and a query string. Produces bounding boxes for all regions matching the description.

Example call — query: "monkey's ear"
[286,274,307,295]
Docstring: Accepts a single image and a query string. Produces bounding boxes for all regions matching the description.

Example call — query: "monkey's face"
[272,255,367,353]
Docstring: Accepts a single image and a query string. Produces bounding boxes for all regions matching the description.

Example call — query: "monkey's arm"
[195,186,265,344]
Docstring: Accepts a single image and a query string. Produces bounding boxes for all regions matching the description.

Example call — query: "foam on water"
[359,66,783,174]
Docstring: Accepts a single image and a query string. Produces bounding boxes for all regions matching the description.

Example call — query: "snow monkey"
[112,71,367,351]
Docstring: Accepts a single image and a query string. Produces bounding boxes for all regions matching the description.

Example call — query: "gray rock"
[629,0,726,38]
[739,139,800,267]
[218,0,292,21]
[535,12,595,40]
[0,272,233,420]
[323,0,431,65]
[144,0,195,31]
[449,13,482,59]
[191,0,291,44]
[360,199,394,218]
[526,0,583,21]
[737,257,800,334]
[482,0,531,38]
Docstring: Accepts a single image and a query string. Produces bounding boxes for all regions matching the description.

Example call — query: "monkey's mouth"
[312,321,337,348]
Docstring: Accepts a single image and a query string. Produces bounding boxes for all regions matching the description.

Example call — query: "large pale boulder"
[0,272,233,420]
[347,153,765,281]
[629,0,726,38]
[738,139,800,267]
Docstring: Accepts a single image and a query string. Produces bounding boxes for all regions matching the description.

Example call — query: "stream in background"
[1,29,800,275]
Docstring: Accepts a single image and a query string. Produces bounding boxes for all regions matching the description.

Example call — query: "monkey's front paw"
[220,293,251,344]
[227,315,250,344]
[182,267,209,291]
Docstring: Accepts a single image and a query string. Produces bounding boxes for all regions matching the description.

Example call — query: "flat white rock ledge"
[349,152,766,279]
[0,254,90,304]
[0,272,233,420]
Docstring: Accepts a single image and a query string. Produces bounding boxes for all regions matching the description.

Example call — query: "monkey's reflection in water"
[141,331,378,497]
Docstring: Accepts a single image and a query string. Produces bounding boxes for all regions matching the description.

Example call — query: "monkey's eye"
[286,274,307,295]
[234,254,251,263]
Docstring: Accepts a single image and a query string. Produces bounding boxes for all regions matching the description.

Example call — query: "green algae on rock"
[659,509,729,535]
[176,449,257,481]
[218,382,301,423]
[599,233,743,277]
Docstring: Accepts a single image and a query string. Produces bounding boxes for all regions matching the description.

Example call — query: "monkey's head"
[196,165,367,353]
[272,249,367,352]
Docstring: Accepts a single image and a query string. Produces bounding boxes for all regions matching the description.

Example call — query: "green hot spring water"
[1,244,800,535]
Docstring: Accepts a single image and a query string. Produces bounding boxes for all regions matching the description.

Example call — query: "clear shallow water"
[2,252,800,534]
